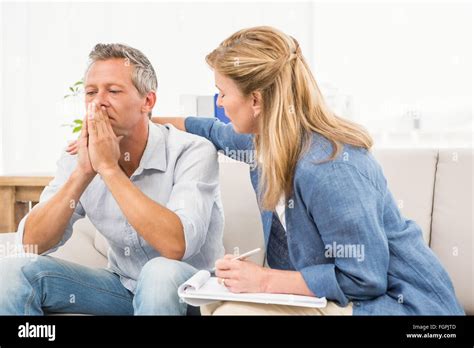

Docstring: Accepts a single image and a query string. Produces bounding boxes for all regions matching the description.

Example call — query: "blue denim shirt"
[185,117,465,315]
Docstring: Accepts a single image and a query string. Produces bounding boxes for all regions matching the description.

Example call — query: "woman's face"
[214,71,260,134]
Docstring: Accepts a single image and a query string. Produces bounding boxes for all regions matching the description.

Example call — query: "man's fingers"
[100,106,116,137]
[93,104,109,137]
[80,114,88,139]
[88,105,97,137]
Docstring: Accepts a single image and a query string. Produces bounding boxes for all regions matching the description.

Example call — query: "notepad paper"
[178,270,327,308]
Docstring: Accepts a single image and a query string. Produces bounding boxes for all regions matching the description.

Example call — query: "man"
[0,43,224,315]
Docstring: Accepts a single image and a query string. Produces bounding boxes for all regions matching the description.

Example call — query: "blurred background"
[0,0,472,174]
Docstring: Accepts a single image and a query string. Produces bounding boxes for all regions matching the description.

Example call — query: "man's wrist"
[98,164,122,179]
[72,168,96,185]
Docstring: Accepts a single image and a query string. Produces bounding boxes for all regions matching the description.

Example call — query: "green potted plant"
[62,79,84,134]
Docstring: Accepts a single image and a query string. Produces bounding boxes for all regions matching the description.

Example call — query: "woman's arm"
[299,161,390,304]
[263,268,314,296]
[151,116,186,131]
[215,255,314,296]
[153,116,255,164]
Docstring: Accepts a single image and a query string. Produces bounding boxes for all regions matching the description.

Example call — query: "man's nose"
[91,91,109,107]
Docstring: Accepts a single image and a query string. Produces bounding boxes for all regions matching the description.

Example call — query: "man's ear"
[251,91,262,117]
[142,91,157,116]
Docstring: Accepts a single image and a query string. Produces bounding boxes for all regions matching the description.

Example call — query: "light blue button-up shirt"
[16,121,225,293]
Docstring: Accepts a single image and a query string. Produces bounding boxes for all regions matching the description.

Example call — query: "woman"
[69,26,464,315]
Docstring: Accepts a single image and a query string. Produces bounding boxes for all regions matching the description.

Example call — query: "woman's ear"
[251,91,262,117]
[142,91,157,116]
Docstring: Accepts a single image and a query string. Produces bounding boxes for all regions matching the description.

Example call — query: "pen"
[210,247,262,274]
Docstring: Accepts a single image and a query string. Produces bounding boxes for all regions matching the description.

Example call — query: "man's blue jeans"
[0,254,198,315]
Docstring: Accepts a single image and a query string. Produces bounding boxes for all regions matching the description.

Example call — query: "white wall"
[0,1,472,174]
[0,1,313,174]
[312,2,472,143]
[0,2,3,174]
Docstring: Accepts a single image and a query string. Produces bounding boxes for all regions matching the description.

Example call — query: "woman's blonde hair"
[206,26,373,210]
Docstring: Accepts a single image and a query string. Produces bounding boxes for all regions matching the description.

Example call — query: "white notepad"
[178,270,327,308]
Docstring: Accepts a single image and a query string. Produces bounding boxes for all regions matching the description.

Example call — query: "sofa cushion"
[372,148,438,244]
[50,218,108,269]
[430,148,473,314]
[218,154,265,265]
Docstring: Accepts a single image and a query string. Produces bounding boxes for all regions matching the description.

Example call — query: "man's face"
[84,58,149,136]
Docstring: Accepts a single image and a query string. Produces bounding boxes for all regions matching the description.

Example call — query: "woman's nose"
[216,95,223,108]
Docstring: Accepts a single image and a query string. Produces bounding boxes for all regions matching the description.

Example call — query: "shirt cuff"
[178,212,204,261]
[300,263,349,306]
[14,215,30,255]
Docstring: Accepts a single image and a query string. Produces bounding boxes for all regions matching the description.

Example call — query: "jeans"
[0,254,198,315]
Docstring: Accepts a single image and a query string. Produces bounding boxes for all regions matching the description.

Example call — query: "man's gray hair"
[86,43,157,111]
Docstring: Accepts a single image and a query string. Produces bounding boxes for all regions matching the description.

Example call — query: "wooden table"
[0,175,53,233]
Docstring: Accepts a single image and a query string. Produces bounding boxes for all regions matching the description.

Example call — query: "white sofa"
[1,148,472,314]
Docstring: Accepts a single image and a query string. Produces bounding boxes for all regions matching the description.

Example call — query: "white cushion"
[50,218,107,269]
[430,148,473,314]
[372,148,438,244]
[218,154,265,265]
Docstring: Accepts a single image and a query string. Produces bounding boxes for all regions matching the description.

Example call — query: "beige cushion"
[50,218,108,269]
[372,148,438,244]
[430,148,473,314]
[218,154,265,265]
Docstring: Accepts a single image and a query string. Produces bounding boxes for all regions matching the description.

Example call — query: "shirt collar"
[135,120,167,174]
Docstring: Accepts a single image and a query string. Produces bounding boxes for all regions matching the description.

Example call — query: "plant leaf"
[72,126,82,133]
[73,119,83,125]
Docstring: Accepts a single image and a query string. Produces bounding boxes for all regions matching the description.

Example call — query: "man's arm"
[23,170,93,254]
[22,116,96,254]
[100,168,185,260]
[88,105,219,261]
